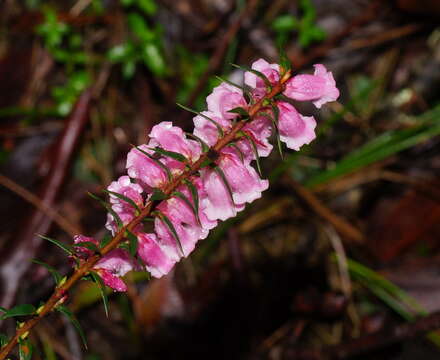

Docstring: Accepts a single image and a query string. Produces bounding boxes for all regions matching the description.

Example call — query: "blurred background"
[0,0,440,359]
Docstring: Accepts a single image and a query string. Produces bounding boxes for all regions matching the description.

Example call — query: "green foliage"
[305,104,440,187]
[271,0,326,48]
[39,235,74,256]
[90,272,110,317]
[175,47,209,107]
[32,259,63,285]
[51,71,90,116]
[107,1,167,78]
[36,7,90,116]
[56,305,88,348]
[0,303,35,320]
[18,338,33,360]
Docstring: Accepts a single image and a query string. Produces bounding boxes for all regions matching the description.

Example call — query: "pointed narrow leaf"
[155,210,184,256]
[176,103,224,137]
[125,230,138,257]
[278,45,291,75]
[242,133,262,176]
[32,259,62,285]
[100,233,112,248]
[0,333,8,347]
[103,189,141,214]
[38,235,73,256]
[270,104,284,159]
[88,192,123,229]
[90,271,109,317]
[214,166,235,205]
[56,305,87,349]
[228,107,249,117]
[172,191,201,226]
[133,145,172,181]
[150,146,187,163]
[0,304,36,320]
[18,338,33,360]
[185,133,209,153]
[150,188,168,201]
[232,63,272,90]
[183,179,200,223]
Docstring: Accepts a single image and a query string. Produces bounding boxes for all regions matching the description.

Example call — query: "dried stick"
[285,310,440,359]
[0,70,292,360]
[185,0,259,108]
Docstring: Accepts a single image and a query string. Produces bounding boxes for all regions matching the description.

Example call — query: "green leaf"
[32,259,62,285]
[155,210,184,256]
[272,14,298,32]
[214,167,235,205]
[172,191,201,226]
[142,43,167,77]
[18,338,33,360]
[0,333,8,347]
[150,146,187,163]
[183,179,200,223]
[242,133,262,176]
[133,145,172,181]
[185,132,210,153]
[176,103,224,137]
[38,235,73,256]
[150,188,168,202]
[100,233,112,248]
[232,63,272,90]
[90,272,109,317]
[0,304,36,320]
[103,189,141,214]
[88,192,123,229]
[270,104,284,159]
[228,107,249,117]
[126,230,138,257]
[278,45,291,75]
[137,0,157,15]
[56,305,87,349]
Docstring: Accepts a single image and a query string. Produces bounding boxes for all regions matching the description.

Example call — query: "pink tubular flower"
[218,147,269,205]
[149,122,201,163]
[237,115,273,160]
[137,232,175,278]
[244,58,280,98]
[277,102,317,151]
[283,64,339,108]
[193,111,231,147]
[105,175,143,234]
[126,144,169,190]
[206,82,247,120]
[94,249,134,292]
[73,235,99,259]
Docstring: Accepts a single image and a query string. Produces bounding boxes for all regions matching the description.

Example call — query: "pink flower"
[277,102,317,151]
[244,59,280,98]
[284,64,339,108]
[193,111,232,147]
[105,175,143,234]
[149,122,201,163]
[200,168,245,222]
[126,144,169,190]
[73,235,99,259]
[237,115,273,160]
[137,232,175,278]
[206,82,247,120]
[218,147,269,204]
[94,249,134,292]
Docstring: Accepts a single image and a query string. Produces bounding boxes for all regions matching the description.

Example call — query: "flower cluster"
[73,59,339,291]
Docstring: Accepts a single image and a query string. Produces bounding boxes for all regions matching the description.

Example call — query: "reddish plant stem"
[0,72,290,359]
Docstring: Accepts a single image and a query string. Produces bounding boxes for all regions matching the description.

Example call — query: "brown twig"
[284,310,440,359]
[0,90,92,310]
[0,70,292,360]
[0,173,80,236]
[282,175,364,245]
[185,0,259,108]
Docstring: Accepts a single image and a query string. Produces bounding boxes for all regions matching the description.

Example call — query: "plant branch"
[0,71,291,360]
